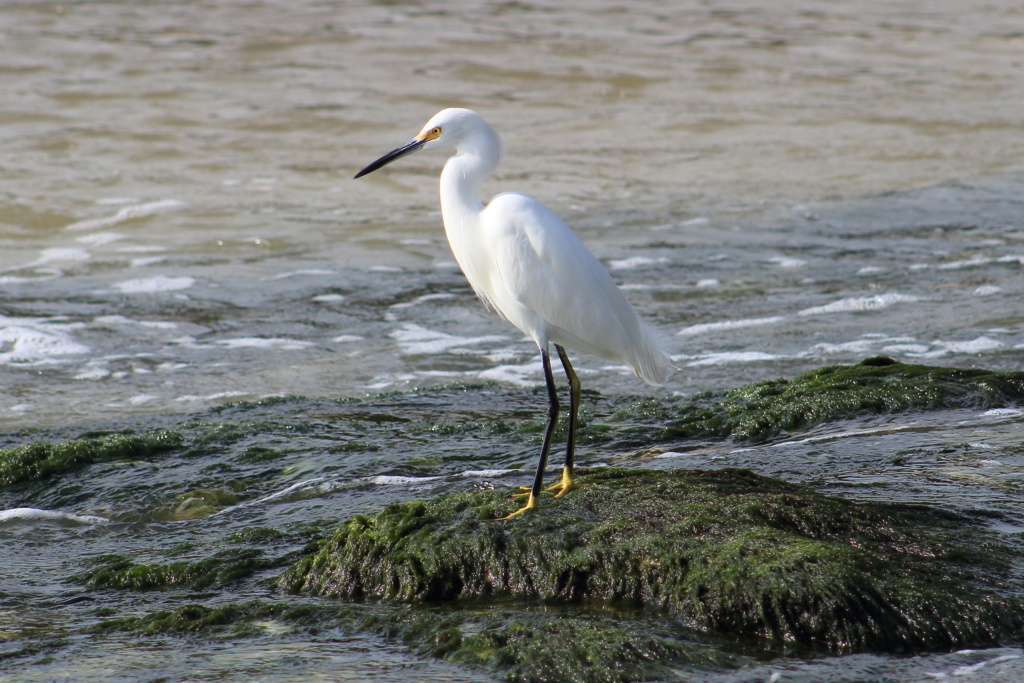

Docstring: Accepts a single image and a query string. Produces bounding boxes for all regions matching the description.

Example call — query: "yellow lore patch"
[417,126,442,141]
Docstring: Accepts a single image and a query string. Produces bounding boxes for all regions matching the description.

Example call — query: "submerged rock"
[93,599,741,682]
[282,467,1022,655]
[74,548,276,591]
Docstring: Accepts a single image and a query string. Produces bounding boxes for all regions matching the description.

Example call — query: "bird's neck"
[438,129,502,231]
[439,154,485,222]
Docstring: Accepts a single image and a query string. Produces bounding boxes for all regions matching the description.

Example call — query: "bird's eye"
[430,127,442,137]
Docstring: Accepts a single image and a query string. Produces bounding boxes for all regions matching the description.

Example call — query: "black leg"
[529,347,561,500]
[555,344,580,475]
[498,346,560,519]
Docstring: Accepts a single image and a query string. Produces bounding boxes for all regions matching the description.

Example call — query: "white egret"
[355,108,675,518]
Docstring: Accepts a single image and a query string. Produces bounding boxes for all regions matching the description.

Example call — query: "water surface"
[2,1,1023,680]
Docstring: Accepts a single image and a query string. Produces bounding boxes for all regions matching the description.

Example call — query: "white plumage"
[355,108,676,518]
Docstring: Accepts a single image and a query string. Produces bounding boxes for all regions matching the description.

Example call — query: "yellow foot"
[547,469,583,499]
[495,493,539,520]
[511,486,531,499]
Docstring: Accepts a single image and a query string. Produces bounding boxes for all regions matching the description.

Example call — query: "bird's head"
[354,108,499,179]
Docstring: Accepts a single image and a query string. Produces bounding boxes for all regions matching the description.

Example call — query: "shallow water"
[2,389,1023,681]
[2,0,1024,680]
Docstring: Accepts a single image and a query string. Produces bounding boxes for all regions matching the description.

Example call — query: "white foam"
[653,451,690,459]
[76,232,125,246]
[250,478,329,506]
[881,343,931,355]
[174,391,251,402]
[385,293,460,320]
[936,255,995,270]
[391,323,505,355]
[312,294,346,303]
[458,469,519,478]
[264,269,336,281]
[117,245,166,253]
[911,254,1024,272]
[798,292,919,316]
[765,256,806,268]
[364,375,416,391]
[804,332,1009,359]
[681,216,710,226]
[685,351,780,367]
[0,315,90,364]
[810,338,889,355]
[923,336,1004,355]
[130,256,166,268]
[388,293,458,311]
[607,256,671,271]
[6,247,93,271]
[973,285,1002,297]
[93,315,178,330]
[74,361,112,380]
[241,474,442,510]
[951,658,1005,676]
[115,275,195,294]
[332,335,363,343]
[477,359,545,386]
[0,507,109,525]
[768,425,915,447]
[696,278,720,288]
[363,475,442,486]
[485,349,521,363]
[96,197,140,205]
[216,338,313,350]
[64,199,188,231]
[981,408,1023,418]
[677,316,784,337]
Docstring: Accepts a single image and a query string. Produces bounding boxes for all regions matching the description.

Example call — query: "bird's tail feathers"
[631,323,681,386]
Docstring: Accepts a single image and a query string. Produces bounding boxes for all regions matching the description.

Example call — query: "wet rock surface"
[282,467,1023,655]
[3,359,1023,682]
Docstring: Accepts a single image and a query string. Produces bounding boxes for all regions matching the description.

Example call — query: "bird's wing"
[481,192,641,360]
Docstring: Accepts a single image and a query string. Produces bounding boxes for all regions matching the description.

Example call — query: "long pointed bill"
[354,137,427,179]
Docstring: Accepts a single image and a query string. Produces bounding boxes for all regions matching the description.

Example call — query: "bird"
[355,108,676,518]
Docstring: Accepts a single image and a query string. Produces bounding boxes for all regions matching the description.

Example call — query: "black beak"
[354,137,427,179]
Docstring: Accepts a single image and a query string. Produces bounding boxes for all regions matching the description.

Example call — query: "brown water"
[2,0,1024,428]
[2,2,1024,680]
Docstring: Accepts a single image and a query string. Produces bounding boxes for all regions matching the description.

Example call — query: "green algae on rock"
[5,359,1021,495]
[74,548,276,591]
[0,430,183,488]
[92,598,740,683]
[282,467,1022,654]
[637,357,1024,444]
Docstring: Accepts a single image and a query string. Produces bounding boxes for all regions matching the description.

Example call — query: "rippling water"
[2,1,1023,680]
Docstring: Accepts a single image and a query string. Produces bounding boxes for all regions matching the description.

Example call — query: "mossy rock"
[282,467,1022,654]
[653,357,1024,443]
[0,430,183,488]
[74,548,275,591]
[93,599,739,682]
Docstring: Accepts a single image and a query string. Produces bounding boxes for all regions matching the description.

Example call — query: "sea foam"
[0,507,109,525]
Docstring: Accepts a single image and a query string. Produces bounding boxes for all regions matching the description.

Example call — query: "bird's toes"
[552,482,584,499]
[494,494,539,520]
